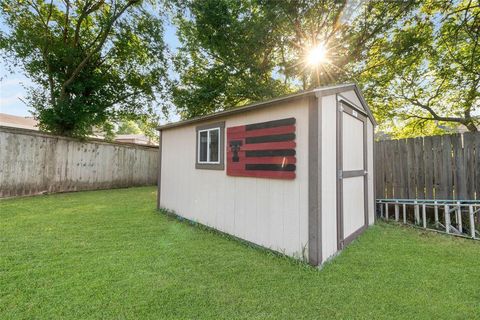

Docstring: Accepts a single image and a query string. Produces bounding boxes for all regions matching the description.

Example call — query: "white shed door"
[337,100,368,250]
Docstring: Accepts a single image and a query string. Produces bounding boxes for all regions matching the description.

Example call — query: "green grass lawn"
[1,187,479,319]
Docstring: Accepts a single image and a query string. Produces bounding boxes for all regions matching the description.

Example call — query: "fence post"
[469,205,475,239]
[414,201,420,225]
[444,204,450,234]
[422,204,427,229]
[456,201,462,234]
[395,202,399,221]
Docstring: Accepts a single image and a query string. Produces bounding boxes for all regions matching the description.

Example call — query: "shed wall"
[339,91,375,225]
[367,120,375,224]
[320,94,339,262]
[339,90,365,111]
[160,98,310,258]
[319,93,375,262]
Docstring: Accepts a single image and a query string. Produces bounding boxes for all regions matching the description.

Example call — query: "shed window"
[198,128,220,164]
[199,131,208,162]
[196,122,225,170]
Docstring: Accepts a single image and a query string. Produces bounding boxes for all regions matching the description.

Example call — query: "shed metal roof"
[158,83,376,131]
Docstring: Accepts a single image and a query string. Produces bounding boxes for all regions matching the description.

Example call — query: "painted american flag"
[226,117,296,179]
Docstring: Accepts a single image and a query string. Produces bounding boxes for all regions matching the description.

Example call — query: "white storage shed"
[157,83,376,266]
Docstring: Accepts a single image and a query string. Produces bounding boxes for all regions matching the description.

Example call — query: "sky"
[0,18,181,121]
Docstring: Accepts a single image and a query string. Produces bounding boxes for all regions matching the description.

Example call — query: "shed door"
[337,100,368,250]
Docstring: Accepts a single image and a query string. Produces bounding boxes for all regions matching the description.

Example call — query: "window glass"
[199,131,208,162]
[209,129,219,162]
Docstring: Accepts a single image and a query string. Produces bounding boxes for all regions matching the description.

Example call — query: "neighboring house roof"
[157,83,377,131]
[438,123,478,134]
[0,113,39,130]
[114,134,158,146]
[0,113,157,146]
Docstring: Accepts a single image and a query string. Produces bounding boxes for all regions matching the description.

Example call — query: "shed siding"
[339,90,365,111]
[160,97,310,258]
[367,120,375,224]
[320,94,338,262]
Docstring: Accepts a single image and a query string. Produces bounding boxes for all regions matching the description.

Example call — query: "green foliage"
[173,0,478,136]
[1,187,479,318]
[0,0,168,138]
[116,120,143,135]
[381,119,457,140]
[172,0,415,118]
[115,115,160,142]
[172,0,291,118]
[2,0,477,137]
[359,0,480,137]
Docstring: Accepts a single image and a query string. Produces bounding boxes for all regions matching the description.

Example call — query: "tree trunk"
[465,121,478,132]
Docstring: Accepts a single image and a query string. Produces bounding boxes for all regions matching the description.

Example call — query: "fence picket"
[393,140,402,198]
[432,136,444,199]
[424,137,434,199]
[399,139,409,198]
[406,138,416,199]
[474,133,480,201]
[375,141,384,198]
[452,134,467,200]
[464,133,475,200]
[385,141,394,198]
[443,135,454,199]
[414,138,425,199]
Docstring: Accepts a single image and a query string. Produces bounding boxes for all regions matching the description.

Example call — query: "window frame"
[197,127,220,164]
[195,121,225,170]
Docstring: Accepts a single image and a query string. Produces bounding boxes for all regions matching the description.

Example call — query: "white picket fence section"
[377,199,480,240]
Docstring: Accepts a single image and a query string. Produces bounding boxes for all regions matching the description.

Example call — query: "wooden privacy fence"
[375,132,480,200]
[0,126,159,198]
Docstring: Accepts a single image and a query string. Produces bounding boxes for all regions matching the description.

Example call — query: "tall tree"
[0,0,168,137]
[172,0,290,118]
[359,0,479,135]
[172,0,415,118]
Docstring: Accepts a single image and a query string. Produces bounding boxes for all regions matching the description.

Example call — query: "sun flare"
[306,44,328,66]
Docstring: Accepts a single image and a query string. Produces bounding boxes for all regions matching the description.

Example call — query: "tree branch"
[61,0,140,98]
[443,0,479,21]
[73,1,104,47]
[27,0,56,105]
[63,0,70,43]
